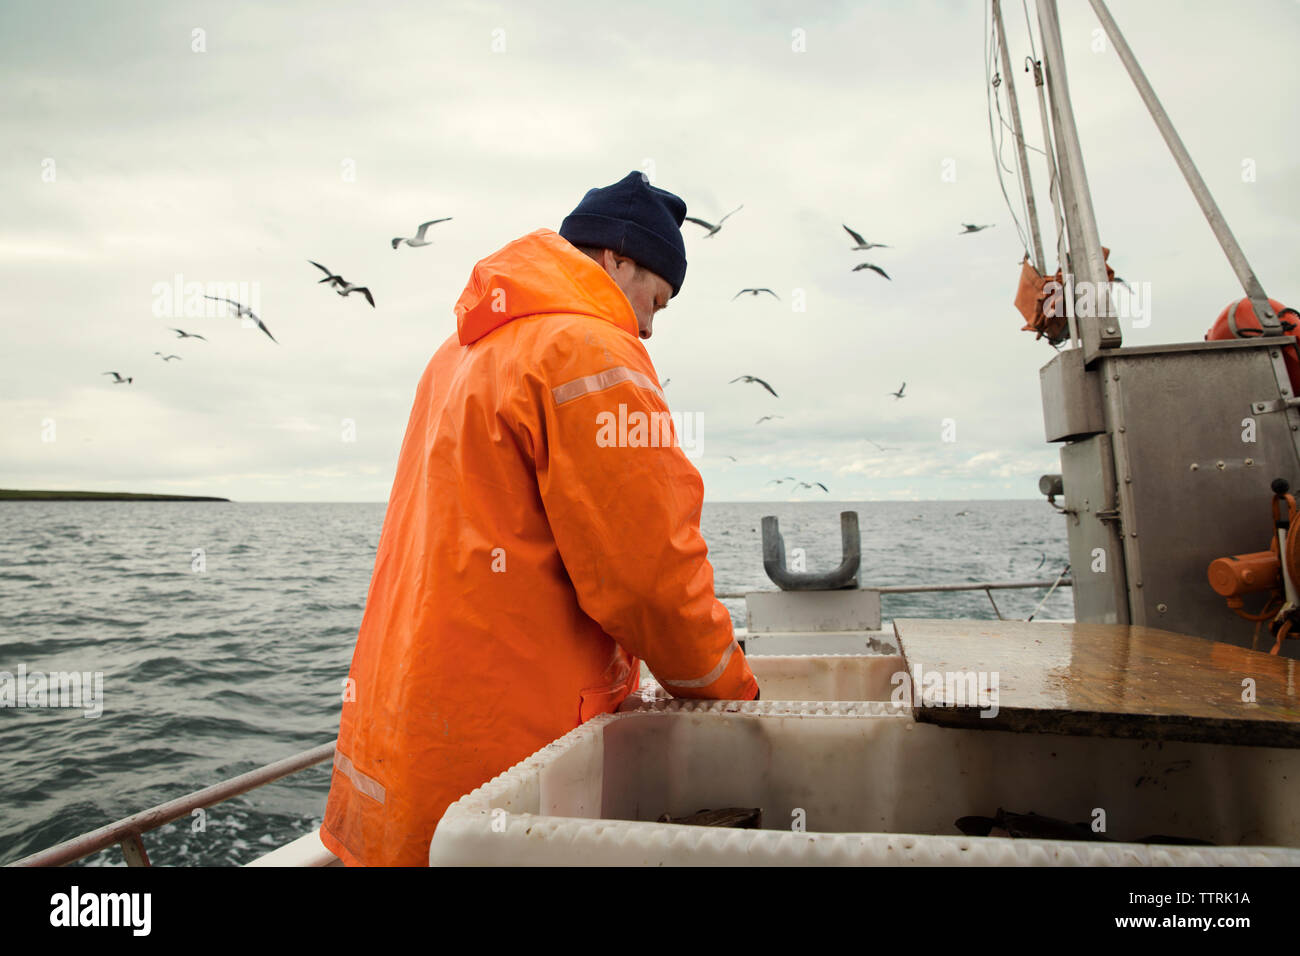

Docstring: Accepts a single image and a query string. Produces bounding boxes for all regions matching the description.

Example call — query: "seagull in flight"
[392,217,452,249]
[796,481,830,493]
[169,328,207,341]
[890,382,907,399]
[724,455,738,462]
[309,260,346,287]
[684,205,742,238]
[307,261,375,307]
[843,225,890,251]
[337,283,376,308]
[203,296,278,343]
[102,372,133,384]
[733,288,780,300]
[756,415,783,425]
[730,375,778,398]
[868,439,899,452]
[154,353,182,362]
[960,223,995,234]
[852,262,890,280]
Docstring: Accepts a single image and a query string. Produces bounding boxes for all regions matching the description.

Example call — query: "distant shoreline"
[0,489,231,502]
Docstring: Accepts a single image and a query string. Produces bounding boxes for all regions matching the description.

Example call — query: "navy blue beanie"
[559,171,689,297]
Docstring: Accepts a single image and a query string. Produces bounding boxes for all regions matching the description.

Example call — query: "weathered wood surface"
[893,619,1300,747]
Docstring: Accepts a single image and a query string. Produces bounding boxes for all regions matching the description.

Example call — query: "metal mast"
[1035,0,1117,364]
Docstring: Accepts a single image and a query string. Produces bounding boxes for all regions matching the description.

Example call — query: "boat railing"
[718,575,1074,621]
[9,577,1071,868]
[7,741,336,868]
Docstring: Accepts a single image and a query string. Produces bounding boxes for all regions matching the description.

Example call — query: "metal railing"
[8,741,335,868]
[716,576,1074,621]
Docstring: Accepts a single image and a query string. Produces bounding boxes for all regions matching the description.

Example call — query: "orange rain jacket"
[320,228,758,867]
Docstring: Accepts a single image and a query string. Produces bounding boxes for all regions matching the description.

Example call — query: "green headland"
[0,489,231,502]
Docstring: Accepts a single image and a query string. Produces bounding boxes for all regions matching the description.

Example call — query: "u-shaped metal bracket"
[762,511,861,591]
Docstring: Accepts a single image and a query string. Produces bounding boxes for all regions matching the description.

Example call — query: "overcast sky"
[3,0,1297,502]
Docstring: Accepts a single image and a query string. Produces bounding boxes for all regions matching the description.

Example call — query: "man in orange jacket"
[320,171,759,866]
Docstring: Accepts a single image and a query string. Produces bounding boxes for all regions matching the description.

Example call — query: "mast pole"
[1029,55,1077,347]
[1035,0,1118,363]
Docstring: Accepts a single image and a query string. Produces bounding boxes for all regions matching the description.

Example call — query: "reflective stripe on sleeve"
[333,750,387,805]
[659,639,740,690]
[551,366,664,406]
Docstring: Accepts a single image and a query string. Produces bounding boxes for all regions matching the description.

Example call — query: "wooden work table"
[892,619,1300,748]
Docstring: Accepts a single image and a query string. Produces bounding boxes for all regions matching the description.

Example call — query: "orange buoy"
[1205,297,1300,394]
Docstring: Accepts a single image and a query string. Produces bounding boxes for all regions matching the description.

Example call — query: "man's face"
[605,254,671,340]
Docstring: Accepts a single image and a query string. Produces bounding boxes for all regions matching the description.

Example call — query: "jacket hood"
[455,229,638,346]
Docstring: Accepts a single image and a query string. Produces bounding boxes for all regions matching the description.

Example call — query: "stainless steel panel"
[745,589,882,633]
[1041,348,1105,441]
[1101,345,1300,655]
[1060,434,1130,625]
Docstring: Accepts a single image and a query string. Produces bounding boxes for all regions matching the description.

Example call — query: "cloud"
[1,0,1295,500]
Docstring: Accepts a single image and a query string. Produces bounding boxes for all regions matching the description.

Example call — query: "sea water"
[0,499,1070,865]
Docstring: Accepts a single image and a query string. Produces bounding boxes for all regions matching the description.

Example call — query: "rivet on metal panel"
[1157,603,1167,612]
[1190,463,1199,471]
[1112,374,1120,381]
[1136,581,1143,587]
[1118,425,1126,433]
[1246,458,1254,466]
[1130,531,1138,537]
[1217,460,1226,469]
[1105,327,1117,334]
[1273,351,1281,358]
[1124,475,1132,483]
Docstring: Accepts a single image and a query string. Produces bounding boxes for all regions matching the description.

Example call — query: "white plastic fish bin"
[429,702,1300,865]
[629,654,906,707]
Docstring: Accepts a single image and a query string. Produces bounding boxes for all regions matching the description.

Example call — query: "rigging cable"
[985,1,1031,258]
[1029,51,1069,274]
[1020,0,1068,274]
[1021,0,1038,60]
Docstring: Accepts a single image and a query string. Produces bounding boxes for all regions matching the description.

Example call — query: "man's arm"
[523,321,758,700]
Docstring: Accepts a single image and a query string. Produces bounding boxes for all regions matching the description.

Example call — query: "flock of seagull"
[722,221,993,299]
[726,373,832,493]
[100,218,453,386]
[689,207,998,496]
[98,202,998,501]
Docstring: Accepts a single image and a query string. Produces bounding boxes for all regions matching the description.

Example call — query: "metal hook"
[761,511,861,591]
